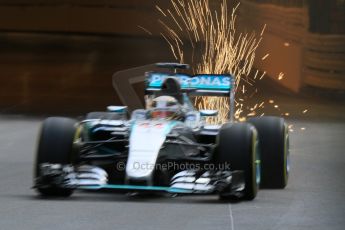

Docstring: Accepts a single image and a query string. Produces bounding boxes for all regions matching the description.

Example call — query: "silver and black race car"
[33,63,289,200]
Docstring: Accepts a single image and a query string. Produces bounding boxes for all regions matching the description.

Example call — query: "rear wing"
[146,72,235,121]
[146,72,234,96]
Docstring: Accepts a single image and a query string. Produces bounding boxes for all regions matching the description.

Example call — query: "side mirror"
[200,110,218,117]
[185,111,201,130]
[107,106,127,113]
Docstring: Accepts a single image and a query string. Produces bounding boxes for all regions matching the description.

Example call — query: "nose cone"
[126,120,173,184]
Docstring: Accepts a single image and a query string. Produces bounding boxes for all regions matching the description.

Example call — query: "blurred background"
[0,0,344,115]
[0,2,344,230]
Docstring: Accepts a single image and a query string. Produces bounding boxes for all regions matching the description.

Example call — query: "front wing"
[34,164,245,196]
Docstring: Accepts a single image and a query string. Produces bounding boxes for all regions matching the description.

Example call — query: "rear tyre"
[214,123,260,200]
[247,116,289,189]
[86,112,123,120]
[34,117,77,197]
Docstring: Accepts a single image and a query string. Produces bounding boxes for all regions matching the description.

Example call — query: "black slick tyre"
[34,117,77,197]
[247,116,289,189]
[215,123,260,200]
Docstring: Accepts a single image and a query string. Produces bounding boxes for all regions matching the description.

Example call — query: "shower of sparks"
[157,0,263,123]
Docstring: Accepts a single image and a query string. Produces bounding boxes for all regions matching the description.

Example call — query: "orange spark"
[278,72,284,80]
[261,54,269,60]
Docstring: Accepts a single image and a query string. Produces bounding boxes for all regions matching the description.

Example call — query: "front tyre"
[215,123,260,200]
[248,116,289,189]
[34,117,77,197]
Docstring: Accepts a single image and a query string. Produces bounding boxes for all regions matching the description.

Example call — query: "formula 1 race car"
[33,63,289,200]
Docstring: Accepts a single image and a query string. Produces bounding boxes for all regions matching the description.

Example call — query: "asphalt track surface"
[0,88,345,230]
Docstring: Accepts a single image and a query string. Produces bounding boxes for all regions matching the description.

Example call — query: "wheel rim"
[252,130,261,187]
[284,124,290,184]
[285,132,290,177]
[255,139,261,185]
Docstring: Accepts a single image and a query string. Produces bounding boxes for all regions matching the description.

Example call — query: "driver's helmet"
[150,96,183,120]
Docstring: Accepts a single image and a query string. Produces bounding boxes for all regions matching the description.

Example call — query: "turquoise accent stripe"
[79,184,192,193]
[164,121,178,135]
